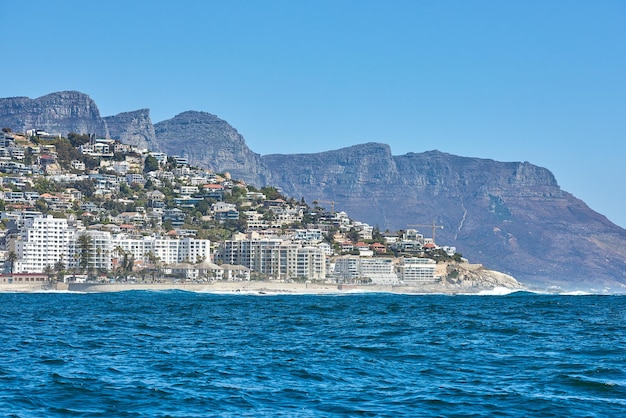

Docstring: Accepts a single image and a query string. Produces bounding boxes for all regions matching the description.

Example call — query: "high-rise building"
[220,239,326,280]
[397,257,438,284]
[13,215,75,273]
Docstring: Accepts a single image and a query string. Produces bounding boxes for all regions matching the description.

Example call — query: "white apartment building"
[291,229,323,243]
[221,239,282,277]
[397,258,438,284]
[178,185,198,196]
[113,235,211,265]
[68,230,114,272]
[352,221,374,240]
[333,257,359,281]
[12,219,210,273]
[177,237,211,263]
[317,242,334,256]
[293,246,326,280]
[269,206,304,226]
[244,210,271,230]
[220,239,326,280]
[13,215,75,273]
[333,256,399,285]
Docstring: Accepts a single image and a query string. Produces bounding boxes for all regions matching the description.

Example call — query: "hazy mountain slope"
[263,144,626,289]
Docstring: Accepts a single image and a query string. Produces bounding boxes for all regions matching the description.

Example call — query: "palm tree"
[6,250,17,275]
[77,233,92,275]
[145,251,161,281]
[124,253,135,280]
[43,265,54,283]
[54,259,66,283]
[113,246,126,279]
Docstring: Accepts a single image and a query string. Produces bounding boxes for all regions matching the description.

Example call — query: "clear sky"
[1,1,625,227]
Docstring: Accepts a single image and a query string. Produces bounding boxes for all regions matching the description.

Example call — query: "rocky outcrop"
[153,111,269,185]
[439,262,523,291]
[103,109,155,149]
[0,91,108,137]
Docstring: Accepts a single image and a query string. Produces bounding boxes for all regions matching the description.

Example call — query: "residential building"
[13,215,75,273]
[212,202,239,222]
[163,208,185,228]
[219,239,325,280]
[68,230,114,272]
[113,235,211,266]
[397,257,438,284]
[333,256,399,285]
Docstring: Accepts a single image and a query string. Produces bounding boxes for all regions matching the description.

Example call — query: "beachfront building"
[200,261,250,281]
[113,236,211,265]
[359,258,399,284]
[281,245,326,280]
[219,239,326,280]
[10,217,210,273]
[333,256,400,285]
[13,215,75,273]
[68,230,114,272]
[221,239,282,277]
[397,257,438,284]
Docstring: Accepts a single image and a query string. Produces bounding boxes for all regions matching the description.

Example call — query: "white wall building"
[333,256,399,285]
[13,215,75,273]
[11,219,210,273]
[220,239,326,280]
[397,257,438,284]
[113,235,211,265]
[68,230,114,272]
[291,229,323,243]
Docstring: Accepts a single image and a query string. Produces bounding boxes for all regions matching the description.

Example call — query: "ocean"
[0,291,624,417]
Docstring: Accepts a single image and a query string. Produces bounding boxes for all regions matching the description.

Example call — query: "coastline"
[0,262,527,295]
[0,280,524,295]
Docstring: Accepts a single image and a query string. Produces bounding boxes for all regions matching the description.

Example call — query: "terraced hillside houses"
[0,129,460,284]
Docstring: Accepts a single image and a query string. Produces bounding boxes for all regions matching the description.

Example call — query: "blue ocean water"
[0,291,625,417]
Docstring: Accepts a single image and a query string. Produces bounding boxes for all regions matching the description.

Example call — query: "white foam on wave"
[475,287,527,296]
[558,290,593,296]
[35,289,88,294]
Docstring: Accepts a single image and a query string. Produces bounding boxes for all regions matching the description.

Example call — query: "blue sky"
[1,0,625,227]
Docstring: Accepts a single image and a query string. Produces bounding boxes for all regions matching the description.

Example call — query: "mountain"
[0,91,108,137]
[263,144,626,289]
[103,109,156,149]
[1,91,625,290]
[152,111,269,185]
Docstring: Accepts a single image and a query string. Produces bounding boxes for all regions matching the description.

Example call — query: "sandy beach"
[0,280,521,295]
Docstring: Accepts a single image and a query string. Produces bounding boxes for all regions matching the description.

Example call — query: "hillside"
[1,91,625,290]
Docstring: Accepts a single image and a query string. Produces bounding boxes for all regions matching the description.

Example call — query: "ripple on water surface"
[0,292,625,416]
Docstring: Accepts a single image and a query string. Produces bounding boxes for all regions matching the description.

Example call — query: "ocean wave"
[1,292,625,416]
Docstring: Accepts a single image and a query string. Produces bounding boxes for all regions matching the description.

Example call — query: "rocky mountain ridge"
[1,91,625,290]
[0,91,108,137]
[103,109,156,150]
[263,143,626,290]
[153,111,269,185]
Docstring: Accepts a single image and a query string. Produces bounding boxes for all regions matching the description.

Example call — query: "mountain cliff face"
[0,91,108,137]
[153,111,269,185]
[103,109,156,149]
[264,144,626,289]
[1,91,625,290]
